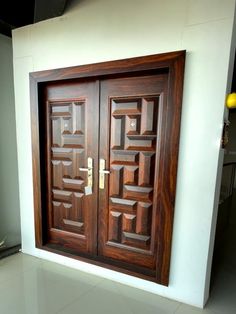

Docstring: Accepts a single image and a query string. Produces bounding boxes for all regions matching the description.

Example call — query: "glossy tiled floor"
[0,193,235,314]
[0,248,235,314]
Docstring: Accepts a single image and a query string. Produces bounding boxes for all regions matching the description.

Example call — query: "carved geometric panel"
[50,101,86,235]
[108,96,159,251]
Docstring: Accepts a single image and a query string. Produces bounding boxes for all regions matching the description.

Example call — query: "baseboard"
[0,244,21,259]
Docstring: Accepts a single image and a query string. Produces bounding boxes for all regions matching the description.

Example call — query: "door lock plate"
[99,159,110,189]
[79,157,93,192]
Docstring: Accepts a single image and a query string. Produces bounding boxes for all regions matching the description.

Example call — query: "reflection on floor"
[206,189,236,314]
[0,193,235,314]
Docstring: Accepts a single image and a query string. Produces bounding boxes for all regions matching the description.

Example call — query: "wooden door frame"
[30,50,185,285]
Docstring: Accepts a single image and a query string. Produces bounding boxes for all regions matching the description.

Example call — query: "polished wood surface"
[30,51,185,285]
[41,81,99,255]
[98,75,168,273]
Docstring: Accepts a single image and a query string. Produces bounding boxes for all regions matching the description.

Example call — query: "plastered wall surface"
[12,0,236,308]
[0,34,21,247]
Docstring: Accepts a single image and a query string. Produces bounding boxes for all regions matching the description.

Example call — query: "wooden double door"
[32,52,185,285]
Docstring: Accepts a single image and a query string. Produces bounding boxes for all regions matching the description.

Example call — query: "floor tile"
[58,278,180,314]
[0,252,42,283]
[57,280,133,314]
[39,260,103,287]
[206,192,236,314]
[175,303,216,314]
[205,269,236,314]
[0,259,102,314]
[113,280,180,314]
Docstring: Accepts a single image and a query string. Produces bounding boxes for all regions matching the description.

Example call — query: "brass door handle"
[79,157,93,189]
[100,169,110,174]
[99,159,110,189]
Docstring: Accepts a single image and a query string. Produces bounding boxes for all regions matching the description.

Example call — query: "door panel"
[31,52,185,285]
[44,81,99,255]
[98,75,168,272]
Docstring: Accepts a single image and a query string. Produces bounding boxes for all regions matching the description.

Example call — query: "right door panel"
[98,74,168,276]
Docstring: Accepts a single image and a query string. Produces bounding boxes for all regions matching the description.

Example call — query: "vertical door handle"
[99,159,110,189]
[79,157,93,189]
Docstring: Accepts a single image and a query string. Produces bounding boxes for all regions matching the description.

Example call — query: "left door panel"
[40,80,99,256]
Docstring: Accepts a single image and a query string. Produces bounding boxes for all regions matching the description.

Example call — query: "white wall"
[12,0,236,308]
[0,34,21,247]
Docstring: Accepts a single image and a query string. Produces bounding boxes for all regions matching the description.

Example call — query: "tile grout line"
[54,278,107,314]
[173,302,183,313]
[0,254,44,286]
[112,280,182,314]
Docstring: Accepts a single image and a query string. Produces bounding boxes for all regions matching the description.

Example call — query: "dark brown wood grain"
[30,76,43,247]
[43,81,99,255]
[98,75,168,272]
[30,50,185,285]
[30,51,184,83]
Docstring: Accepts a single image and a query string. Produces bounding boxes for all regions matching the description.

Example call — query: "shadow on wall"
[64,0,90,13]
[0,34,21,253]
